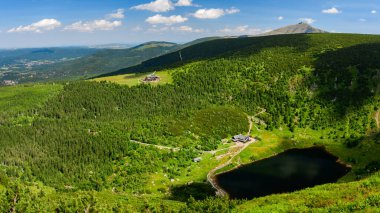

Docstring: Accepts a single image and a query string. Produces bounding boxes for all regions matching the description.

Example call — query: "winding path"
[130,140,240,154]
[130,140,181,152]
[207,113,261,197]
[130,111,265,197]
[376,110,380,129]
[207,139,255,196]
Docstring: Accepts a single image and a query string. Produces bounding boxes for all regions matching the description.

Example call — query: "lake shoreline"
[214,146,352,200]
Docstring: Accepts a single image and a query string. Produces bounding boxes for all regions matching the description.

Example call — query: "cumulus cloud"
[64,20,122,32]
[299,18,316,24]
[194,8,224,19]
[278,16,284,21]
[322,7,342,14]
[193,7,240,19]
[175,0,194,6]
[8,19,61,33]
[173,25,204,32]
[107,9,125,19]
[131,0,174,12]
[371,10,377,14]
[146,14,188,25]
[219,25,269,36]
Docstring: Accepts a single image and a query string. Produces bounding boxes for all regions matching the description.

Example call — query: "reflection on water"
[216,147,351,199]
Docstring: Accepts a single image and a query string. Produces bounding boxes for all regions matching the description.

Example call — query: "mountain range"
[1,23,327,83]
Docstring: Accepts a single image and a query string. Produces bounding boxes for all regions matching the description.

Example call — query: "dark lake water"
[216,147,351,200]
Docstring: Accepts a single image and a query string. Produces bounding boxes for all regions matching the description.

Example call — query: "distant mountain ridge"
[263,22,327,36]
[0,47,97,65]
[88,43,133,49]
[132,41,178,51]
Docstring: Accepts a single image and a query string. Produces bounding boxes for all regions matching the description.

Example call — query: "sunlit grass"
[92,71,173,87]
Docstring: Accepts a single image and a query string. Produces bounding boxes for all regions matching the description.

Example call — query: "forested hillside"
[0,33,380,211]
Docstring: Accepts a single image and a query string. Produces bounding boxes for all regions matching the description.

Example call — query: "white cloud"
[371,10,377,14]
[146,14,188,25]
[64,20,122,32]
[359,18,367,22]
[131,0,174,12]
[174,25,192,31]
[299,18,316,24]
[278,16,284,21]
[193,7,240,19]
[322,7,342,14]
[8,19,61,33]
[173,25,204,33]
[148,25,204,33]
[219,25,268,36]
[194,9,224,19]
[175,0,194,6]
[225,8,240,15]
[107,9,125,19]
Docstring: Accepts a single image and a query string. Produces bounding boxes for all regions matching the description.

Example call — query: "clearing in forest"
[92,71,172,86]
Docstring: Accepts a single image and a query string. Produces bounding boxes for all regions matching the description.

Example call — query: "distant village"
[1,80,18,86]
[1,58,77,72]
[0,58,79,83]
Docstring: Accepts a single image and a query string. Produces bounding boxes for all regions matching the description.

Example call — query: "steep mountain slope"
[0,33,380,211]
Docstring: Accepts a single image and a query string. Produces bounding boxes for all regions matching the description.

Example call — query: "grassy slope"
[92,70,173,86]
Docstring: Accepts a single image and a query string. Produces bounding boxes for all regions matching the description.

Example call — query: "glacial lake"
[216,147,351,200]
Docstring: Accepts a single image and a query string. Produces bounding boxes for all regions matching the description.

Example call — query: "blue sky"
[0,0,379,48]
